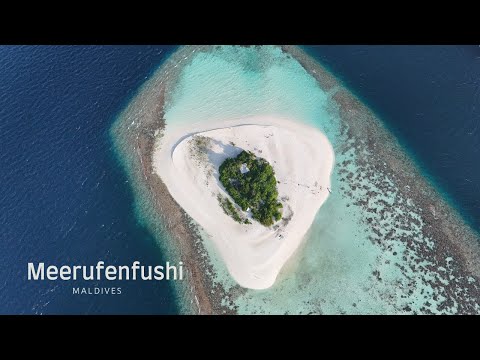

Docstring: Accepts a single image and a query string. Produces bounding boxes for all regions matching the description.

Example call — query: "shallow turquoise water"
[165,46,336,134]
[163,46,380,313]
[159,46,478,314]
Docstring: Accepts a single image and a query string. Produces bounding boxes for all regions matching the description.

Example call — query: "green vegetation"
[217,194,250,224]
[189,135,212,163]
[219,150,282,226]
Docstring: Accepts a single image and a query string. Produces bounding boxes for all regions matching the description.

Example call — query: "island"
[112,45,480,314]
[153,116,334,289]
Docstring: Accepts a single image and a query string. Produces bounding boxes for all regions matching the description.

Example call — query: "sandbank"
[153,115,334,289]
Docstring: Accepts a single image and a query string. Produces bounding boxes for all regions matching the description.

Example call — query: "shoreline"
[110,47,224,314]
[112,45,480,314]
[153,116,334,289]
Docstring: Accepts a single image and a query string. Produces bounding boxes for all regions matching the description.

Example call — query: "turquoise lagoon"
[118,45,480,314]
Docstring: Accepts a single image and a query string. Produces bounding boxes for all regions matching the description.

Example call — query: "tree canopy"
[219,150,282,226]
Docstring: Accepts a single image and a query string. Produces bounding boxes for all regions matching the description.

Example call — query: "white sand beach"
[153,116,334,289]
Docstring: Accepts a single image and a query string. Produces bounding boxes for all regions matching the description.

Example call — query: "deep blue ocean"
[307,45,480,231]
[0,46,178,314]
[0,45,478,314]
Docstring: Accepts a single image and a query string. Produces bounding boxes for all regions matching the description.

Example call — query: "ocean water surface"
[1,45,478,314]
[0,45,178,314]
[306,45,480,232]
